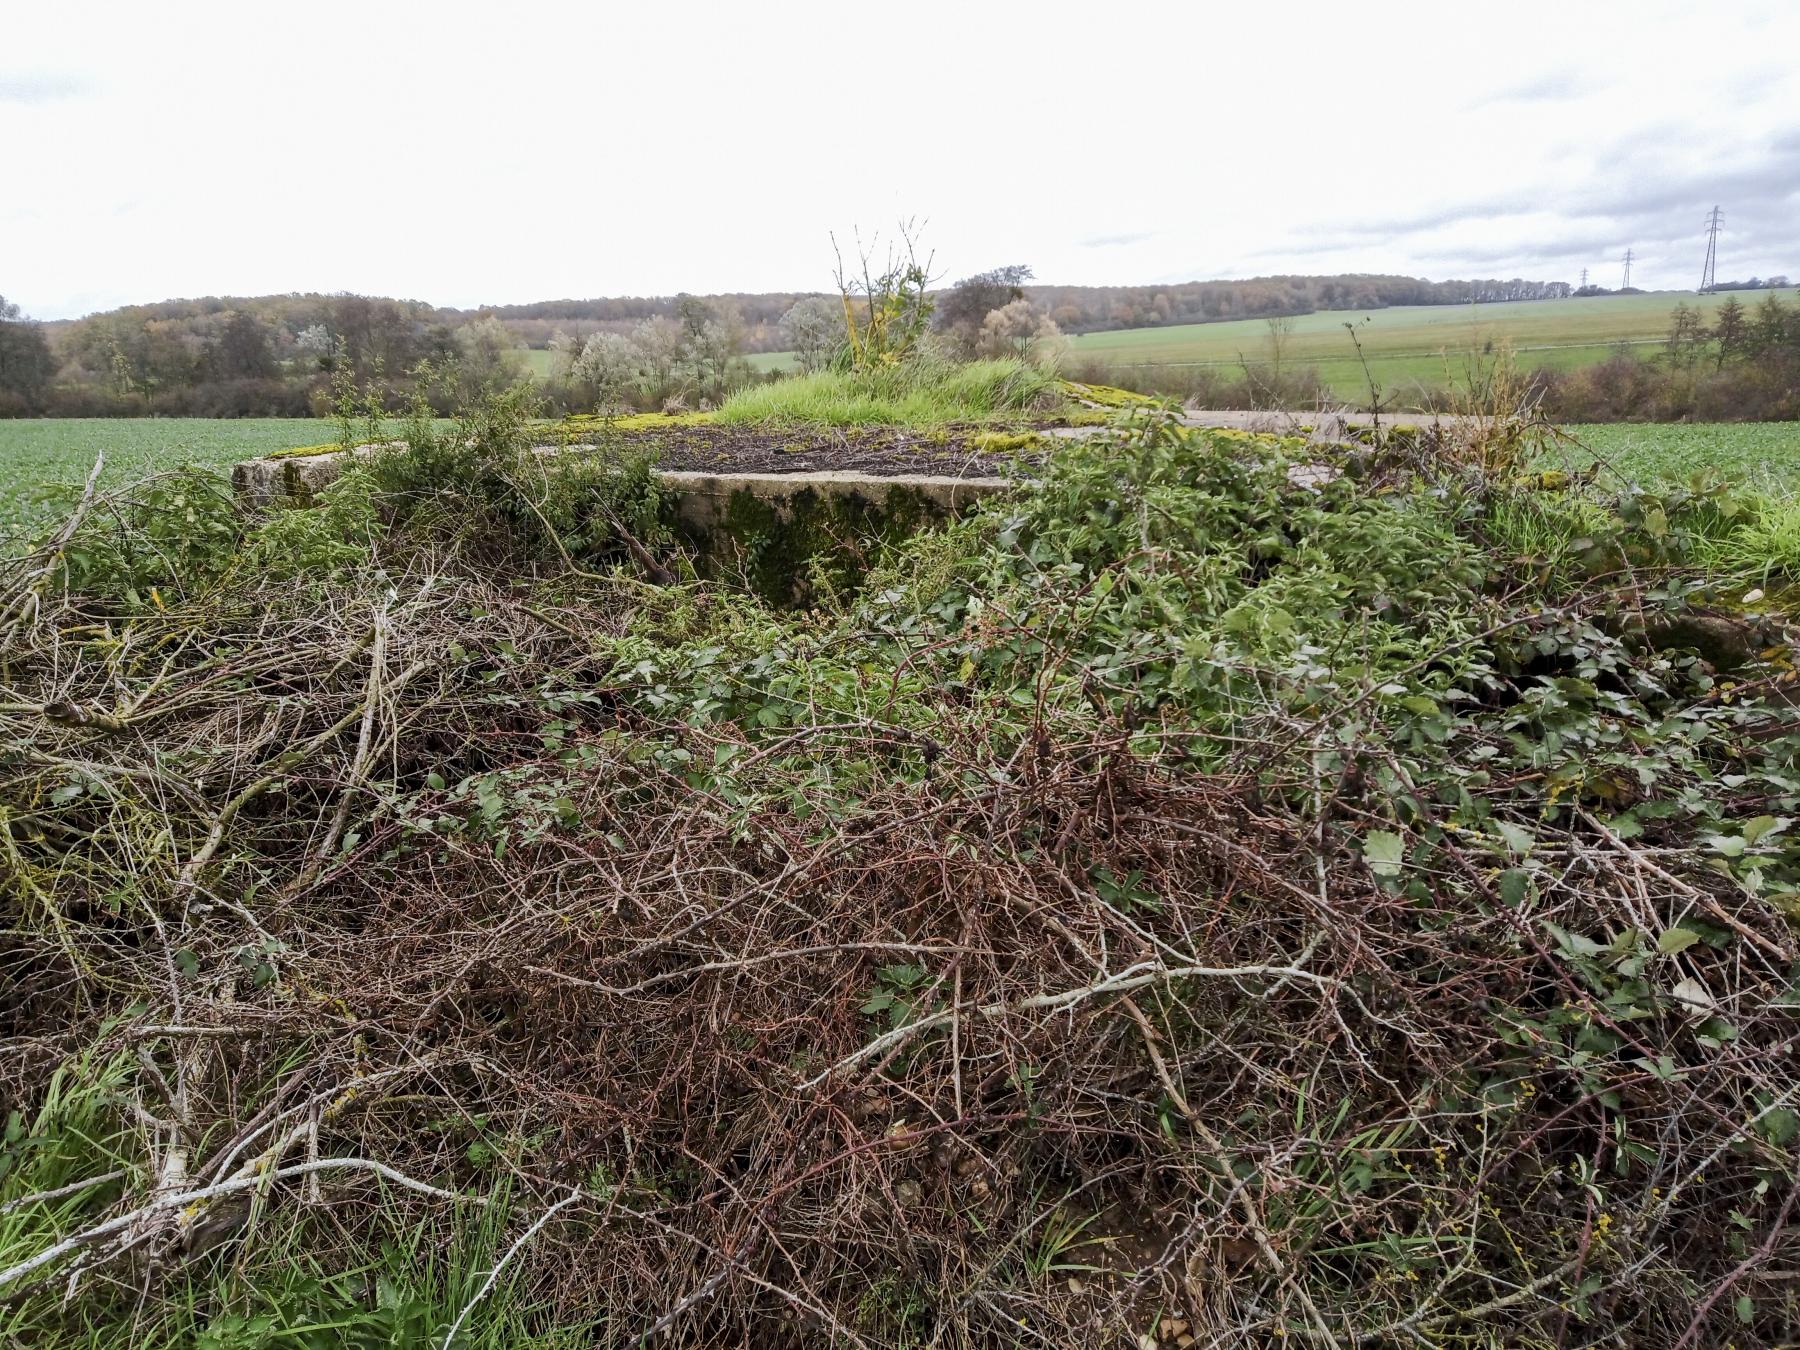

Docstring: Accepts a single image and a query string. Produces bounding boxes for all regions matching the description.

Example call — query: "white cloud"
[5,0,1797,319]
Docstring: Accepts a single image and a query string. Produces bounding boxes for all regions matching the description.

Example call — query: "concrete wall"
[233,444,1011,603]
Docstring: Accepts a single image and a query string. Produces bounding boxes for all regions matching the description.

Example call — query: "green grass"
[1561,421,1800,491]
[0,419,339,541]
[746,350,797,375]
[715,359,1063,427]
[1065,289,1774,402]
[0,1049,592,1348]
[515,348,557,378]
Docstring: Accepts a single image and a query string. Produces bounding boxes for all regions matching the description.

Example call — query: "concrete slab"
[659,468,1008,536]
[233,444,1012,516]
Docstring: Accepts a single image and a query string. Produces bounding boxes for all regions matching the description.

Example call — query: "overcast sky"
[7,0,1798,320]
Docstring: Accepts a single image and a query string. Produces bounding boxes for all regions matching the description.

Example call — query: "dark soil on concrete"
[586,424,1028,478]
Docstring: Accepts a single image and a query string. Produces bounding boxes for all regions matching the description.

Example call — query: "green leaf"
[1635,1054,1683,1081]
[1362,830,1406,878]
[1742,814,1787,846]
[1498,869,1531,907]
[1495,822,1535,855]
[1735,1294,1754,1324]
[1657,927,1701,954]
[1758,1108,1799,1145]
[1546,923,1607,959]
[425,771,446,791]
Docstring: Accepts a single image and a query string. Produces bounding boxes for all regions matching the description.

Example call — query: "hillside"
[1065,288,1774,402]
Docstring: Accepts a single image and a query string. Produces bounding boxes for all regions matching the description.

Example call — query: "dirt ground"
[580,423,1029,478]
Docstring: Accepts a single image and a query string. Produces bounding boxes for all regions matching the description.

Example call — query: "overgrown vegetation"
[714,359,1064,427]
[4,402,1800,1346]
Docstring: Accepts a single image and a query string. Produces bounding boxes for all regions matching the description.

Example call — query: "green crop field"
[1563,420,1800,490]
[0,419,335,540]
[5,414,1798,550]
[1065,288,1773,402]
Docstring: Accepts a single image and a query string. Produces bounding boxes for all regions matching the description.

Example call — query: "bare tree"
[976,299,1061,362]
[1264,315,1295,380]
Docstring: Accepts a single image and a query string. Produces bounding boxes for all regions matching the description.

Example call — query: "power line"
[1700,205,1722,294]
[1622,248,1634,290]
[1579,267,1589,289]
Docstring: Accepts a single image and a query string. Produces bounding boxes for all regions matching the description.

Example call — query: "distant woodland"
[0,274,1573,418]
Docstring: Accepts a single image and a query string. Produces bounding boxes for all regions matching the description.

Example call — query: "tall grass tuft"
[1695,492,1800,588]
[714,359,1064,427]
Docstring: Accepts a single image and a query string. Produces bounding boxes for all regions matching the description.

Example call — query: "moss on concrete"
[968,430,1048,454]
[549,411,717,436]
[266,441,351,460]
[680,480,946,605]
[1058,380,1159,410]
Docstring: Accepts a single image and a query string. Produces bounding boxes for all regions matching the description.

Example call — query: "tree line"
[1026,274,1572,332]
[492,272,1576,341]
[0,292,769,418]
[0,271,1575,419]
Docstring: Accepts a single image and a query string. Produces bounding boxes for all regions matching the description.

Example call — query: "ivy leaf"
[1362,831,1405,878]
